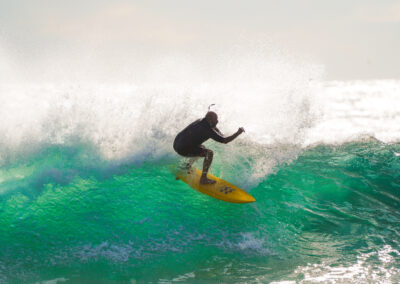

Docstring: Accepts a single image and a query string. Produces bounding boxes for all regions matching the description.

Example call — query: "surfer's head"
[205,111,218,127]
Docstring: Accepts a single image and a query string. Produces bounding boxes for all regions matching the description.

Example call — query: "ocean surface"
[0,80,400,283]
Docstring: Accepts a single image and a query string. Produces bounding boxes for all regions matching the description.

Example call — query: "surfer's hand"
[238,127,245,134]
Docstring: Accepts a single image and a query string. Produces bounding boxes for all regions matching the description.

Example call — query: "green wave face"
[1,142,400,283]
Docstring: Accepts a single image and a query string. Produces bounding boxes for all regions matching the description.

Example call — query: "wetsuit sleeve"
[214,127,223,136]
[208,128,225,143]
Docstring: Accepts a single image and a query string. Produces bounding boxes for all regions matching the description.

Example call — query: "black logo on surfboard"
[219,186,235,194]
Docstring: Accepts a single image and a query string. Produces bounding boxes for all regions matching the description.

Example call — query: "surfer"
[173,111,244,184]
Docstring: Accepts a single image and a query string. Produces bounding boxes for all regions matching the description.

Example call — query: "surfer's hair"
[205,111,218,121]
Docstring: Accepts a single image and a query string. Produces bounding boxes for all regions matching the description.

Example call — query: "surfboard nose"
[248,195,256,203]
[241,194,256,203]
[234,192,256,203]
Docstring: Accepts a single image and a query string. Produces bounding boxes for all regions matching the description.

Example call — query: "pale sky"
[1,0,399,80]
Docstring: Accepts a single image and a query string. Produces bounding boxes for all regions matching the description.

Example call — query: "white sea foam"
[75,241,136,262]
[261,245,400,283]
[292,245,400,283]
[2,79,399,184]
[237,232,270,253]
[1,44,399,183]
[216,231,273,255]
[0,46,321,166]
[35,278,68,284]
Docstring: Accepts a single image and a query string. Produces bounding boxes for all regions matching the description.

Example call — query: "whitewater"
[0,51,400,283]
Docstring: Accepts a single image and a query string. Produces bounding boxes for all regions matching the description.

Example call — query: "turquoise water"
[1,141,399,283]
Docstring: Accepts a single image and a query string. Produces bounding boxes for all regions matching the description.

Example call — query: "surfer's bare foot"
[185,166,193,175]
[200,176,216,185]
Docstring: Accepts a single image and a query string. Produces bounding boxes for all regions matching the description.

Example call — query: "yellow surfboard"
[177,168,256,203]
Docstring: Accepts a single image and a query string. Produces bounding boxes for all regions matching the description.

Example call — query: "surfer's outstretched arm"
[210,127,244,144]
[221,127,245,144]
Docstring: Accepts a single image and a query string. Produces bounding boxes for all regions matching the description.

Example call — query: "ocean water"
[0,79,400,283]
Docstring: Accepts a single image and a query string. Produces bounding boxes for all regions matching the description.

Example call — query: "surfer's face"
[212,118,218,127]
[209,116,218,127]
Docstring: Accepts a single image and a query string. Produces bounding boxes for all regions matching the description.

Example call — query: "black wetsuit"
[173,118,225,157]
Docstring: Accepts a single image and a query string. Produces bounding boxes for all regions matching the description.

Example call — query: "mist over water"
[0,42,324,182]
[1,40,400,283]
